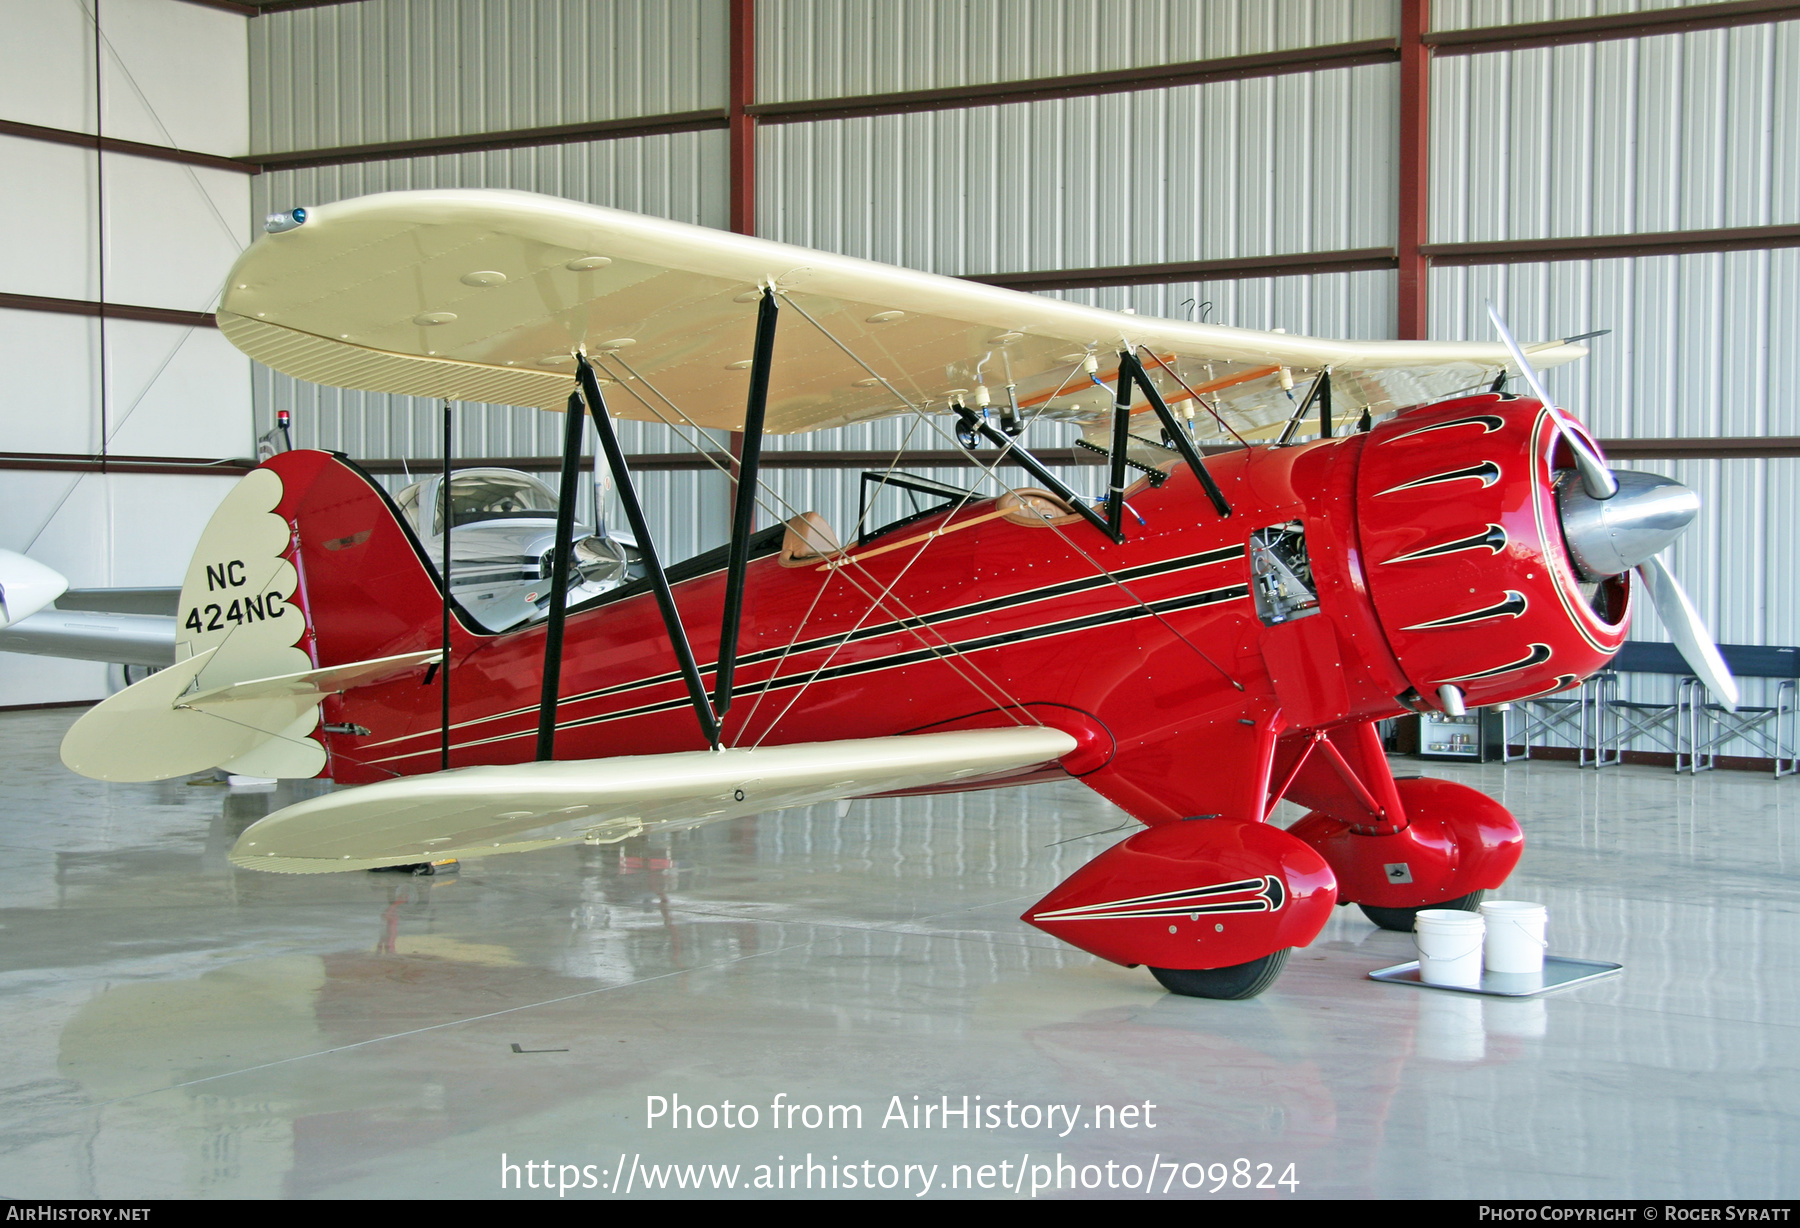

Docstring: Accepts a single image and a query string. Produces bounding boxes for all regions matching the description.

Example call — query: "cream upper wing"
[220,188,1587,439]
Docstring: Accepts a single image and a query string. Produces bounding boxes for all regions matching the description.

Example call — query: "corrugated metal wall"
[1425,16,1800,738]
[1430,1,1729,35]
[247,1,1798,757]
[759,0,1398,100]
[251,0,725,152]
[756,72,1397,275]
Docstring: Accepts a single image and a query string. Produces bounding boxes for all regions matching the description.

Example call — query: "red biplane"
[58,190,1735,998]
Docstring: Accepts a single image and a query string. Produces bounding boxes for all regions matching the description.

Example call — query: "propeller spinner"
[1488,304,1739,710]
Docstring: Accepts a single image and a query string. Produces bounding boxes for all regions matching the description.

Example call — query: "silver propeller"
[1636,555,1739,710]
[1487,303,1738,710]
[1487,302,1617,499]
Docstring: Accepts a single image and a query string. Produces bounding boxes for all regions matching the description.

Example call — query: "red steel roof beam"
[1397,0,1432,341]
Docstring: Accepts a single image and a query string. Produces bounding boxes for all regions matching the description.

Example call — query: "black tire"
[1150,948,1291,1000]
[1358,889,1486,932]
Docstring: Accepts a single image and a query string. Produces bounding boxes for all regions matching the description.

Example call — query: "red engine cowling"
[1022,819,1336,970]
[1355,394,1630,708]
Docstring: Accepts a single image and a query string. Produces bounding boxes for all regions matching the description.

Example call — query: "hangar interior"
[0,0,1795,1200]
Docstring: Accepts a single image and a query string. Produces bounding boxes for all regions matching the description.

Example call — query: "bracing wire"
[775,293,1246,692]
[588,354,1045,741]
[1137,346,1252,450]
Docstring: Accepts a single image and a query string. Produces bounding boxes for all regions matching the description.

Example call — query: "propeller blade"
[1486,302,1618,500]
[1635,554,1739,711]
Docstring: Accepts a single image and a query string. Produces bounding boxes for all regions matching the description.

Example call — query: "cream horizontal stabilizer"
[60,648,440,783]
[219,189,1587,442]
[229,726,1079,874]
[184,650,441,708]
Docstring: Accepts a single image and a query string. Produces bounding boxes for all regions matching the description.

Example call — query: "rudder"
[265,449,456,669]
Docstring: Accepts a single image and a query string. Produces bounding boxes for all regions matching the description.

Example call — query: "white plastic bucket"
[1414,908,1486,987]
[1480,900,1548,974]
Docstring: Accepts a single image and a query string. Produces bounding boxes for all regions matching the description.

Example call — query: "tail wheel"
[1357,889,1486,933]
[1150,948,1291,1000]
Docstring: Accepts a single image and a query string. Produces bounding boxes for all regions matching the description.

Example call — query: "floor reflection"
[0,709,1795,1197]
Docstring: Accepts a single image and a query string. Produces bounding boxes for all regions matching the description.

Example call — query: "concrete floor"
[0,707,1794,1200]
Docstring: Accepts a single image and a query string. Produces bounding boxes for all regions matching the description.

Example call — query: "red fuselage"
[294,392,1627,827]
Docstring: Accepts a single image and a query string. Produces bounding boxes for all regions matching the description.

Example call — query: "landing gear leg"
[1150,949,1291,1000]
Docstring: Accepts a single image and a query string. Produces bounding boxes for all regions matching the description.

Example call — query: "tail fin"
[61,452,454,782]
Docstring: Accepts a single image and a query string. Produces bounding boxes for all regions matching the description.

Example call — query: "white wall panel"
[0,471,236,705]
[0,0,96,132]
[104,473,238,587]
[1431,21,1799,242]
[0,136,98,301]
[100,157,248,313]
[758,0,1399,102]
[103,323,252,460]
[250,0,726,154]
[0,310,100,455]
[0,471,236,590]
[98,0,249,156]
[0,0,247,152]
[0,654,110,709]
[0,40,249,311]
[0,473,109,585]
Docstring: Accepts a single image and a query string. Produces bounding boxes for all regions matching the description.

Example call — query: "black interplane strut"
[440,399,453,771]
[1108,365,1133,539]
[576,354,722,749]
[950,404,1120,543]
[1118,350,1232,519]
[535,390,588,760]
[714,287,778,719]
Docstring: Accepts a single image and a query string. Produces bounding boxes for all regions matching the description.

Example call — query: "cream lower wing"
[230,727,1078,874]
